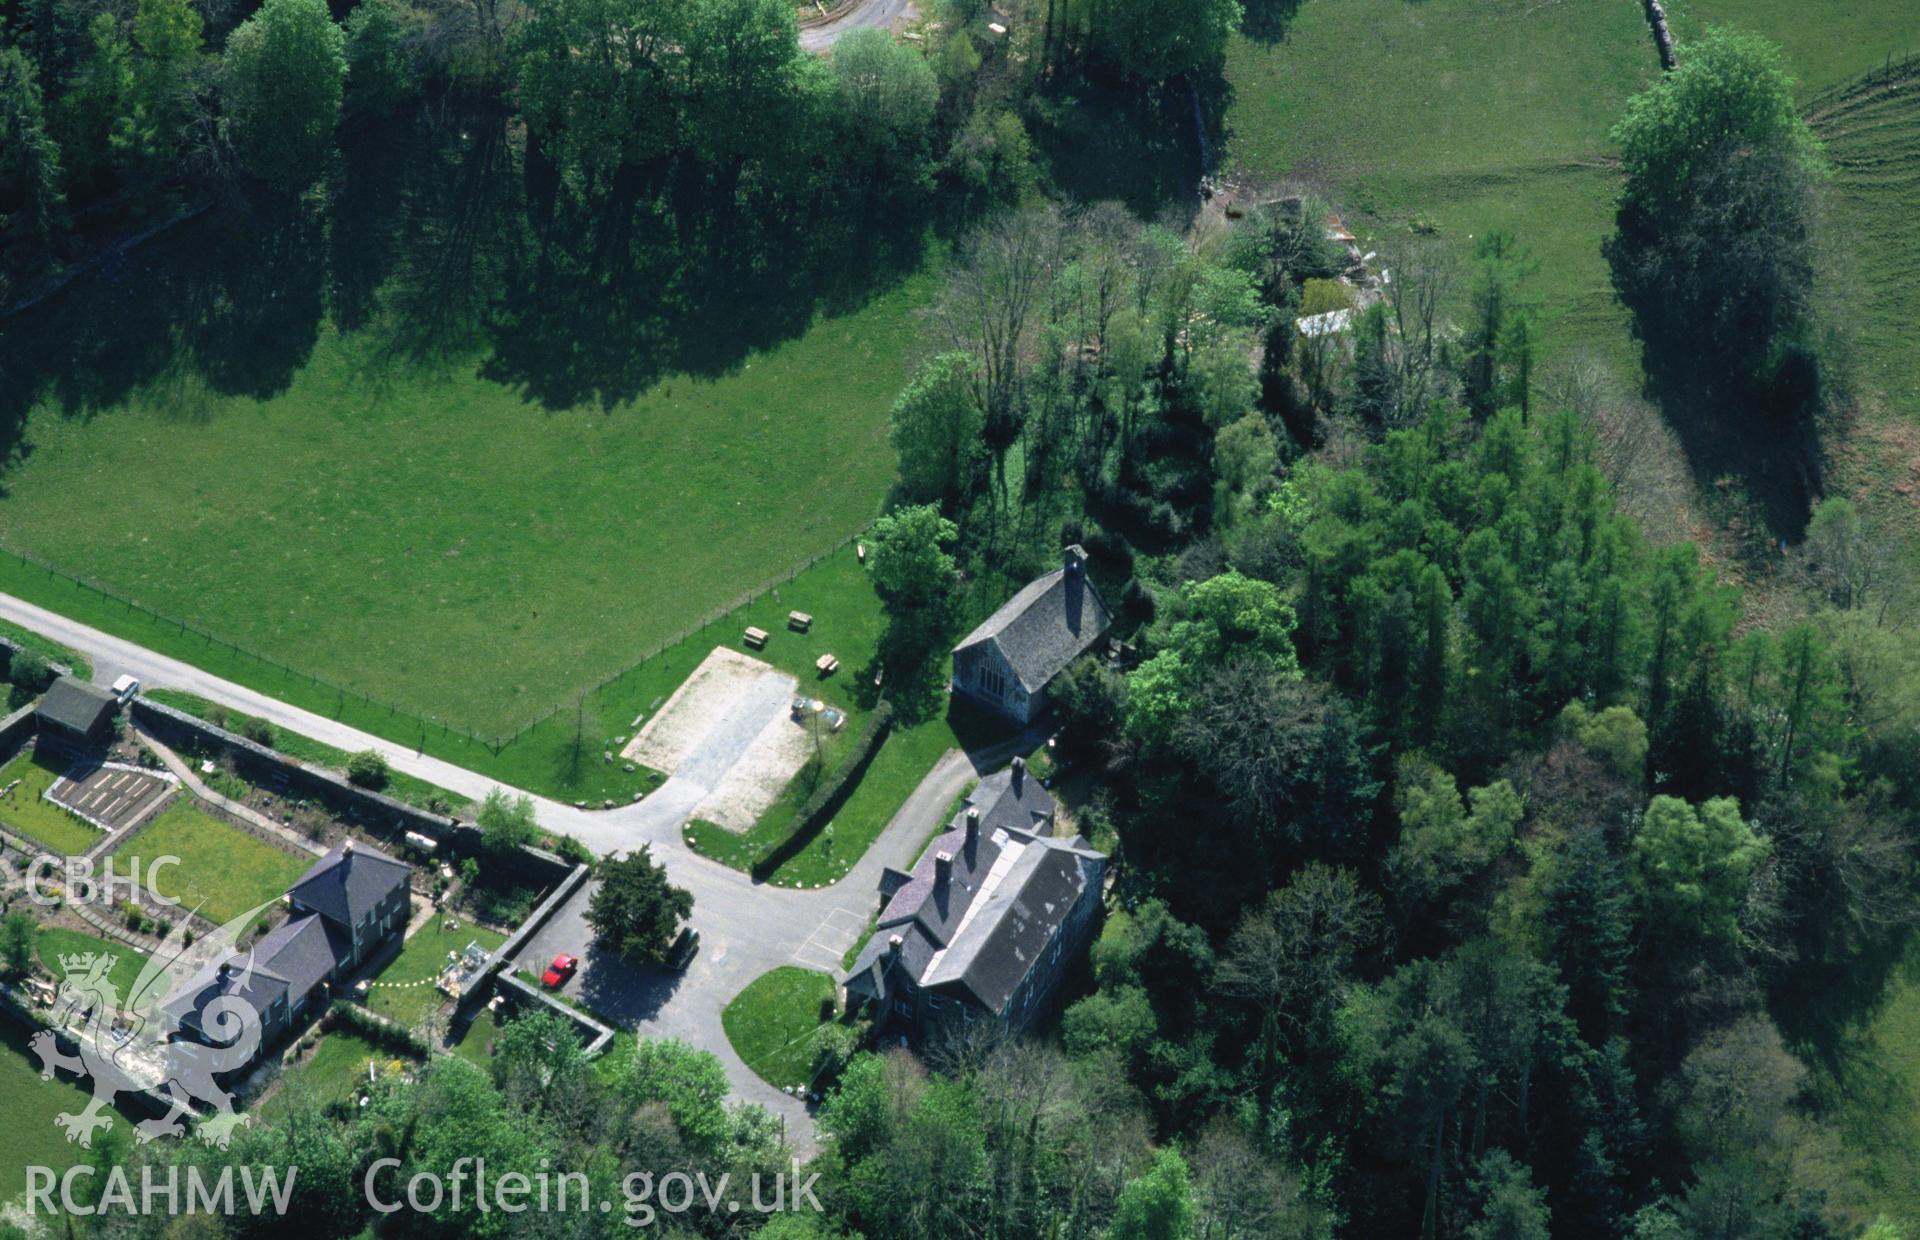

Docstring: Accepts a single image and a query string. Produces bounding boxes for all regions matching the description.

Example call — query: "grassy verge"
[108,797,313,926]
[721,967,837,1091]
[0,541,897,809]
[0,619,92,680]
[365,917,506,1030]
[686,712,964,888]
[0,1019,130,1203]
[0,748,104,855]
[144,688,472,814]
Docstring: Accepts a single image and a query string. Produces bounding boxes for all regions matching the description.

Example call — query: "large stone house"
[844,759,1106,1039]
[284,838,412,972]
[951,545,1112,725]
[166,839,410,1067]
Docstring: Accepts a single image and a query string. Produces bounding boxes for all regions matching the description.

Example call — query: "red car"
[541,953,578,988]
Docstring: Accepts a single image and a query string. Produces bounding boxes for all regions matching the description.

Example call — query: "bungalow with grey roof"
[951,545,1111,725]
[845,758,1106,1039]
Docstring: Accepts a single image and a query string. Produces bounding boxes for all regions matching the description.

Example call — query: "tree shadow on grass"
[1239,0,1304,46]
[0,196,329,449]
[481,169,931,411]
[1605,221,1825,545]
[0,101,937,468]
[1026,69,1230,224]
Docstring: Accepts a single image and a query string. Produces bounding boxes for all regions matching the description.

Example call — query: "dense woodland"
[4,0,1919,1236]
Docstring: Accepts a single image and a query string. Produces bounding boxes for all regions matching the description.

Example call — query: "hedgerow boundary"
[0,525,869,769]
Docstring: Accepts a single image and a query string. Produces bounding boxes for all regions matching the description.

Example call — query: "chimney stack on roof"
[965,807,980,848]
[1064,544,1087,574]
[342,838,355,855]
[887,934,904,958]
[934,850,953,890]
[1011,755,1026,790]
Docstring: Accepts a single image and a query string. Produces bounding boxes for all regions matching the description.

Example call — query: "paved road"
[798,0,917,52]
[0,589,1037,1145]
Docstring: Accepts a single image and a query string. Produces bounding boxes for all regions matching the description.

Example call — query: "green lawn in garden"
[278,1032,404,1108]
[35,927,156,1003]
[143,688,473,815]
[365,917,505,1030]
[107,798,312,926]
[721,967,837,1091]
[0,1019,130,1205]
[0,749,104,856]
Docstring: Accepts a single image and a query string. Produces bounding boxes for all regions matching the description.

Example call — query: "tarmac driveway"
[511,877,834,1141]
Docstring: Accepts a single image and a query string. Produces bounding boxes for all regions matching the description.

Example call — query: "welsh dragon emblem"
[30,901,279,1149]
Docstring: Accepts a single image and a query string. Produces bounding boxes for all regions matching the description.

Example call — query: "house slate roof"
[287,841,408,930]
[35,676,116,735]
[845,767,1103,1018]
[966,766,1055,838]
[952,548,1111,694]
[162,914,344,1037]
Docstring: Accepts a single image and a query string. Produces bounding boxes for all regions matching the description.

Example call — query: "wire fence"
[3,524,873,756]
[1805,48,1919,110]
[494,523,875,751]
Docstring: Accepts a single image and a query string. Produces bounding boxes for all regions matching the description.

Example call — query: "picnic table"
[816,654,839,676]
[788,611,813,632]
[744,626,770,649]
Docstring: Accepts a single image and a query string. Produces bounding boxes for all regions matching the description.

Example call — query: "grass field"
[721,966,837,1091]
[144,688,474,814]
[0,748,104,855]
[0,261,932,741]
[108,798,313,926]
[1223,0,1654,370]
[0,1018,130,1205]
[366,917,505,1030]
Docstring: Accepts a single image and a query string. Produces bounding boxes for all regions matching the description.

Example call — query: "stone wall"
[128,697,572,888]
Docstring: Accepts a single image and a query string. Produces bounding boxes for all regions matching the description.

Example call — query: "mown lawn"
[0,264,933,755]
[35,926,156,1004]
[279,1032,410,1108]
[107,798,313,926]
[143,688,473,815]
[0,1018,131,1205]
[365,916,505,1030]
[0,748,104,856]
[721,967,837,1091]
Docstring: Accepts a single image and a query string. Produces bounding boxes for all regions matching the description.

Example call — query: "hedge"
[751,700,895,880]
[327,999,429,1058]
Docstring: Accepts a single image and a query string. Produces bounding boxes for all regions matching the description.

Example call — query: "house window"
[977,665,1007,699]
[894,999,913,1017]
